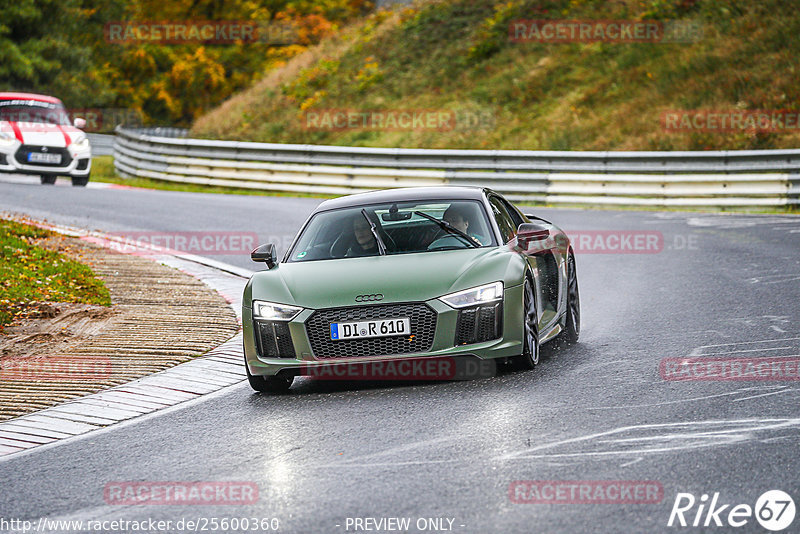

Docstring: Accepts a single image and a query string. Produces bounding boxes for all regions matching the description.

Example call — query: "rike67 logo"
[668,490,795,531]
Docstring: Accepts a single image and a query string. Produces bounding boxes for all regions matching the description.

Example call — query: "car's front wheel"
[40,175,56,185]
[71,174,89,187]
[511,276,539,370]
[246,363,293,394]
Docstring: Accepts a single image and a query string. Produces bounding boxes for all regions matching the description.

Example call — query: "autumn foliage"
[0,0,373,128]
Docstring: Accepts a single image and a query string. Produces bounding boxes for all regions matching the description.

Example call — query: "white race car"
[0,92,92,186]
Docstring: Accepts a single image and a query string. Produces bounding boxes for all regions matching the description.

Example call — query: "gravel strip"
[0,237,240,421]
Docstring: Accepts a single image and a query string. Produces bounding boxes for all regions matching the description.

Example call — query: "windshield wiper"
[413,211,480,248]
[361,209,387,255]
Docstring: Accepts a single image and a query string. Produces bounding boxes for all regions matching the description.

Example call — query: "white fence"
[113,127,800,207]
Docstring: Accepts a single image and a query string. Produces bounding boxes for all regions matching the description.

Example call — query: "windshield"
[0,99,71,125]
[288,199,496,262]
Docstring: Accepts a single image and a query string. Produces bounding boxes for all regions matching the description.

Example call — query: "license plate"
[28,152,61,164]
[330,317,411,341]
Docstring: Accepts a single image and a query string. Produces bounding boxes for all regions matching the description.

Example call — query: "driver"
[426,204,484,247]
[443,204,470,235]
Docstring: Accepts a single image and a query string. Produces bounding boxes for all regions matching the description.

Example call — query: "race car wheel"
[512,276,539,370]
[557,252,580,345]
[40,175,56,185]
[71,175,89,187]
[246,361,293,394]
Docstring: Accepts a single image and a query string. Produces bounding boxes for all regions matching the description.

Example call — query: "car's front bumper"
[243,284,524,377]
[0,140,91,177]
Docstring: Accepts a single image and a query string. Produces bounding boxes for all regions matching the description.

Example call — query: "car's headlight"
[70,134,89,149]
[439,281,504,309]
[252,300,302,321]
[0,131,16,146]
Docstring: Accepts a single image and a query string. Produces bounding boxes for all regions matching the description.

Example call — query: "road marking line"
[732,388,794,402]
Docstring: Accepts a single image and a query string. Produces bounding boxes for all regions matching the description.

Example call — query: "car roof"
[0,92,63,104]
[316,186,491,211]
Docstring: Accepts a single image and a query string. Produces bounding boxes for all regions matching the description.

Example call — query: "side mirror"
[516,222,550,253]
[251,243,277,269]
[73,117,86,129]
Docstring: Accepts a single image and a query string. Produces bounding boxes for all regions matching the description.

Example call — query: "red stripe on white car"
[57,124,72,146]
[10,122,23,143]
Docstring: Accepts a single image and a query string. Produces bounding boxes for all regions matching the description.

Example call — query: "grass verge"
[193,0,800,152]
[0,219,111,329]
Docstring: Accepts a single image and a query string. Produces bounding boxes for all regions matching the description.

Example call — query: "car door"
[487,194,549,329]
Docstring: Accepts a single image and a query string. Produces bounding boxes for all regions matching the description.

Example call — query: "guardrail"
[87,134,115,156]
[113,127,799,207]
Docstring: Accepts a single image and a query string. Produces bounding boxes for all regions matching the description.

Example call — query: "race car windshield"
[288,200,496,262]
[0,100,71,125]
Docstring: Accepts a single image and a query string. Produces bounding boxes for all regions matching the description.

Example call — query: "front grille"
[306,303,436,359]
[256,321,296,358]
[455,302,503,346]
[14,145,72,167]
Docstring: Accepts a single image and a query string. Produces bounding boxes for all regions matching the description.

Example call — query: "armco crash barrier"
[113,127,800,207]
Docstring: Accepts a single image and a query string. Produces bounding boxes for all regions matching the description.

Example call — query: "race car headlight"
[439,282,504,309]
[0,131,15,145]
[253,300,302,321]
[70,134,89,149]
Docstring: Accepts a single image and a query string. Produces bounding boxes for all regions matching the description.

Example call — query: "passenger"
[345,215,379,257]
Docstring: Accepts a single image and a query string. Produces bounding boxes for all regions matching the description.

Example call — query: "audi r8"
[243,186,580,392]
[0,92,92,186]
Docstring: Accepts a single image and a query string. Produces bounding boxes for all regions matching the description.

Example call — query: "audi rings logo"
[355,294,384,302]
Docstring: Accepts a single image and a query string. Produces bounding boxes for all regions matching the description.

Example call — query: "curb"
[0,221,255,458]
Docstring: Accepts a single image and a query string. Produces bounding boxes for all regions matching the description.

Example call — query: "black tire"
[245,363,293,393]
[71,175,89,187]
[40,175,56,185]
[557,252,580,345]
[511,275,539,370]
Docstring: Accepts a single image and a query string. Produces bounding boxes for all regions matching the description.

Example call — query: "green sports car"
[243,186,580,393]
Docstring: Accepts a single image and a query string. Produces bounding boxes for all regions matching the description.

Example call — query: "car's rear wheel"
[40,175,56,185]
[245,363,293,394]
[511,276,539,370]
[71,175,89,187]
[557,252,580,345]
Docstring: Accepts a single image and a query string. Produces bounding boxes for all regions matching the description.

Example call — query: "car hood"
[246,247,524,309]
[0,121,82,146]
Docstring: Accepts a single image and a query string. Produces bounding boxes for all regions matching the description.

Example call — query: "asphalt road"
[2,178,800,533]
